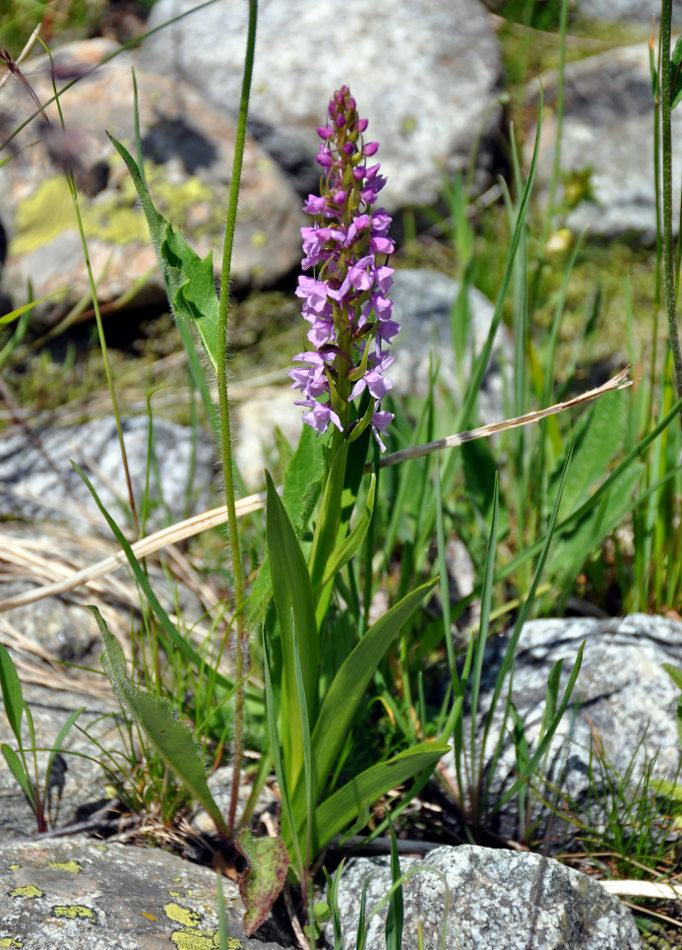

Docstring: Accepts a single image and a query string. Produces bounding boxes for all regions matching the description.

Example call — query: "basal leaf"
[305,578,438,810]
[91,606,229,840]
[236,829,289,936]
[265,471,319,792]
[308,742,448,854]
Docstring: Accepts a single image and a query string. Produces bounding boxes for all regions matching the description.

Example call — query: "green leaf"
[236,829,289,936]
[385,819,404,950]
[91,606,229,840]
[265,470,319,792]
[305,578,438,809]
[108,133,221,371]
[0,290,68,325]
[308,742,448,854]
[319,475,376,590]
[1,744,36,809]
[663,663,682,692]
[247,423,327,629]
[550,390,626,519]
[0,643,24,745]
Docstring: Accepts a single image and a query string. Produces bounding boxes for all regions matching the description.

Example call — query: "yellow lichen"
[164,903,201,927]
[52,905,95,921]
[48,860,81,873]
[170,932,242,950]
[11,884,43,898]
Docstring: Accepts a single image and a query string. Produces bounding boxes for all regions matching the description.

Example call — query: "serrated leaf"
[108,133,221,371]
[91,606,229,840]
[236,829,289,936]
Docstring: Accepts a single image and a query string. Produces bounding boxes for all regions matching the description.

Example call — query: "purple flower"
[289,85,399,449]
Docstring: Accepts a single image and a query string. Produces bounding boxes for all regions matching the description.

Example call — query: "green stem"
[660,0,682,422]
[218,0,258,838]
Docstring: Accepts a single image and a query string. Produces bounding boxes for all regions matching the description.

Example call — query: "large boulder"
[323,844,642,949]
[525,43,682,240]
[442,614,682,843]
[0,39,303,322]
[139,0,503,207]
[0,837,291,948]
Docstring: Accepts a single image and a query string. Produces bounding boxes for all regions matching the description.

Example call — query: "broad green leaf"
[236,829,289,936]
[552,464,641,578]
[0,643,24,745]
[663,663,682,692]
[108,134,221,371]
[306,578,438,804]
[308,742,448,854]
[1,744,36,808]
[91,607,229,840]
[265,471,319,792]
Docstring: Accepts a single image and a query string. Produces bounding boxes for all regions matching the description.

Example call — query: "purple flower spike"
[289,85,399,449]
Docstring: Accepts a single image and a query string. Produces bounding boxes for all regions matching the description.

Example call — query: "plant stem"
[217,0,258,838]
[660,0,682,422]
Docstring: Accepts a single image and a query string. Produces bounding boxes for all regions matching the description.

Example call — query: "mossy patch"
[10,155,223,257]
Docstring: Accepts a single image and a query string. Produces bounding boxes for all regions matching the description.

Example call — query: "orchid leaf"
[307,742,448,854]
[265,470,319,793]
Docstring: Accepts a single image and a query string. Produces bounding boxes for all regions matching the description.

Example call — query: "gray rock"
[0,680,123,841]
[0,416,216,533]
[443,614,682,843]
[1,38,303,321]
[0,836,291,948]
[389,268,510,420]
[139,0,502,207]
[526,44,682,240]
[323,844,642,949]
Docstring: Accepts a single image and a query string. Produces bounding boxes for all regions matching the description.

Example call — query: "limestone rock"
[324,844,642,949]
[0,836,291,948]
[525,44,682,240]
[0,38,303,322]
[139,0,503,207]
